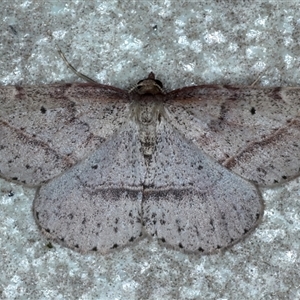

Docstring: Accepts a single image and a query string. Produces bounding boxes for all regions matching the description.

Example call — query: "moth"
[0,53,299,254]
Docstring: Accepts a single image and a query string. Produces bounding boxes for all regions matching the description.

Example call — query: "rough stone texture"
[1,1,300,299]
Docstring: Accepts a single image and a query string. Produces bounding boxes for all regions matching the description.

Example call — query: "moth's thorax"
[130,95,165,157]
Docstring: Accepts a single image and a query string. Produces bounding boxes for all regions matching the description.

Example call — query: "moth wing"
[0,83,130,186]
[142,119,263,253]
[33,121,145,253]
[165,86,300,186]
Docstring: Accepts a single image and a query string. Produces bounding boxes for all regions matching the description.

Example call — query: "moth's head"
[130,72,164,95]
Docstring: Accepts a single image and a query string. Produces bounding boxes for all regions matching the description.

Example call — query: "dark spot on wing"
[40,106,46,114]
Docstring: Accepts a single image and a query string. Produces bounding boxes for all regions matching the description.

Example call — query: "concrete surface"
[1,1,300,299]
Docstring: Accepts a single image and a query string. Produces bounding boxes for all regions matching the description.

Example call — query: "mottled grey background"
[0,1,300,299]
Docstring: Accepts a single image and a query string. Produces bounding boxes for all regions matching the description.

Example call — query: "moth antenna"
[55,44,98,84]
[128,84,139,93]
[251,67,269,86]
